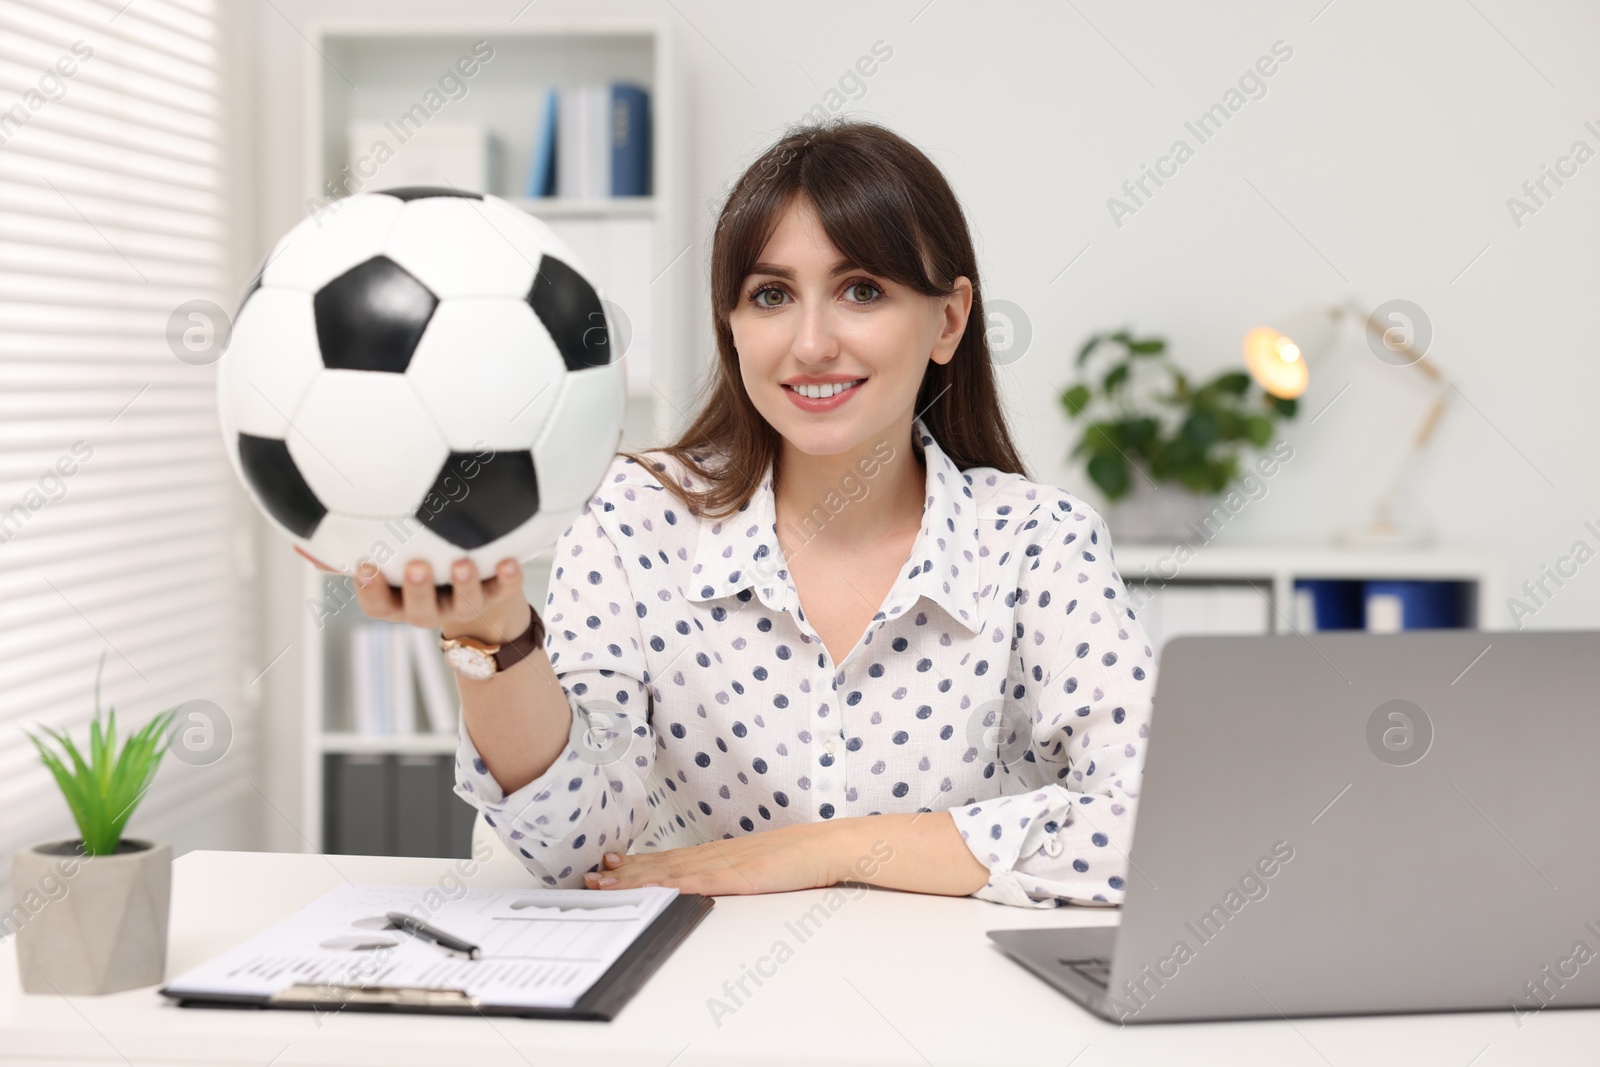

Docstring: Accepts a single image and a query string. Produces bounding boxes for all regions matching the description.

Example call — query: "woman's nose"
[791,301,838,361]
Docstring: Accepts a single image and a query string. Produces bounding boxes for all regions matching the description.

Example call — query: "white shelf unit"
[506,197,660,218]
[1109,543,1504,633]
[299,18,687,852]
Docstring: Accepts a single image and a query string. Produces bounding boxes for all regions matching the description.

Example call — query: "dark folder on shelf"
[394,754,444,857]
[326,752,392,855]
[325,752,480,859]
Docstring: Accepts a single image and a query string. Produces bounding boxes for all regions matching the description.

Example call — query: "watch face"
[444,646,496,682]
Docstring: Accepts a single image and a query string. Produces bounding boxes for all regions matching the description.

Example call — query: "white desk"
[1,849,1592,1066]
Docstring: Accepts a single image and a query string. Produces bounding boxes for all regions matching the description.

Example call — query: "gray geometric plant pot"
[10,838,172,995]
[1101,474,1220,546]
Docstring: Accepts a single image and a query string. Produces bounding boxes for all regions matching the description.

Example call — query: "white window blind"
[0,0,253,885]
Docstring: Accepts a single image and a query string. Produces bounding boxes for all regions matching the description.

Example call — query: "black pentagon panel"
[528,254,611,371]
[417,450,540,550]
[313,256,437,373]
[237,433,326,538]
[377,186,483,201]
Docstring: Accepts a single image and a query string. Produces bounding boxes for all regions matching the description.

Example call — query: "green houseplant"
[25,651,179,855]
[1060,329,1298,540]
[11,651,181,994]
[1062,329,1299,499]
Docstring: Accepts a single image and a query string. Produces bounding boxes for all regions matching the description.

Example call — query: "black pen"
[385,912,482,959]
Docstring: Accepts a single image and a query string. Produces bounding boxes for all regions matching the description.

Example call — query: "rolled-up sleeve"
[452,491,656,887]
[948,505,1154,908]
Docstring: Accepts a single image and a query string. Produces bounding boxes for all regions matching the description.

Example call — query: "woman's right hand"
[350,556,533,645]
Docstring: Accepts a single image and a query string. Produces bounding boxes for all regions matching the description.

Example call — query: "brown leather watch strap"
[492,604,545,672]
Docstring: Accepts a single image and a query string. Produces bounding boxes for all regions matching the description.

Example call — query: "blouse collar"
[683,415,985,634]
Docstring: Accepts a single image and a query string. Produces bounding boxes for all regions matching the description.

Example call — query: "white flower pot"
[10,838,171,995]
[1101,477,1218,545]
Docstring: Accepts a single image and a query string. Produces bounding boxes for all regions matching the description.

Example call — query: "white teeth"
[790,379,863,399]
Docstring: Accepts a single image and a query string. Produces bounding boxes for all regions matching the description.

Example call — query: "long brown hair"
[619,117,1028,519]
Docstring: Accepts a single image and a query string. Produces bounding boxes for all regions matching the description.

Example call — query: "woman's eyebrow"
[746,257,859,281]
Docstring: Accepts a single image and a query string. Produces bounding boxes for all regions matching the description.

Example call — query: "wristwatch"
[438,604,545,682]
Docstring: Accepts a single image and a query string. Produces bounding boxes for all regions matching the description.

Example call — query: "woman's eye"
[746,280,880,307]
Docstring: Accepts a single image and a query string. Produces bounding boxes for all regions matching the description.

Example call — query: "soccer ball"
[216,187,627,585]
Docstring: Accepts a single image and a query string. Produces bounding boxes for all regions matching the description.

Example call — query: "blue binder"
[1363,580,1466,630]
[525,86,558,197]
[1294,579,1365,630]
[610,82,651,197]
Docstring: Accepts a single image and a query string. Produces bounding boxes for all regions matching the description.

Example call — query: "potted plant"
[1060,329,1298,541]
[11,651,180,995]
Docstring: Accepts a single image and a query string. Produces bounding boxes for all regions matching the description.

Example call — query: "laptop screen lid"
[1104,629,1600,1023]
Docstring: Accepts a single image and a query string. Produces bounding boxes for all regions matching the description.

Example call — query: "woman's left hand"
[582,822,840,896]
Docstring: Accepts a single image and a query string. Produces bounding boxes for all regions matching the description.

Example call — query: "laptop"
[987,629,1600,1024]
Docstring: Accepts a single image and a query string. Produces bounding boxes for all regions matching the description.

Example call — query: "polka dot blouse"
[453,415,1155,908]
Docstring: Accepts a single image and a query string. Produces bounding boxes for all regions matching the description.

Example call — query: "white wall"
[241,1,1600,848]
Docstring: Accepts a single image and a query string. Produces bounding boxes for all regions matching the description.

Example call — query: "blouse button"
[1043,838,1064,858]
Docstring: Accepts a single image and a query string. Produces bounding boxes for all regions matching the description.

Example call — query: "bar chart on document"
[161,883,681,1009]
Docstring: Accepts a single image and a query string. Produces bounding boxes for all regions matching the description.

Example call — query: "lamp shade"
[1241,305,1341,400]
[1242,327,1309,399]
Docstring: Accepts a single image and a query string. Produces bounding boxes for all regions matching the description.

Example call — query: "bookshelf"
[1111,543,1502,629]
[298,17,686,854]
[507,197,659,217]
[1112,543,1502,686]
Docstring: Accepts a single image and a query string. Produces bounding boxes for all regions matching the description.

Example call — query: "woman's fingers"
[445,558,528,639]
[481,559,530,639]
[350,555,524,633]
[400,560,442,628]
[353,560,405,622]
[485,558,522,611]
[447,559,490,630]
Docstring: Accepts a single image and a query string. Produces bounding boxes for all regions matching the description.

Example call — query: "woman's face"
[728,195,970,459]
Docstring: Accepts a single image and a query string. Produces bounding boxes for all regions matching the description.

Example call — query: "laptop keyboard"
[1060,957,1111,988]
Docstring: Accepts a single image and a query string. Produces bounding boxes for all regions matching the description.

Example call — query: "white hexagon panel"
[216,288,321,437]
[533,361,628,514]
[385,196,538,300]
[286,370,448,517]
[259,193,403,294]
[407,299,565,451]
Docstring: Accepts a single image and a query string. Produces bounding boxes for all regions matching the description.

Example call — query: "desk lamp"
[1242,300,1450,548]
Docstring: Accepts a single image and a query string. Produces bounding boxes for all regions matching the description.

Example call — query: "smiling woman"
[435,117,1156,910]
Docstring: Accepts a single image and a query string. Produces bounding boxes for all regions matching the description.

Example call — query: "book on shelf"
[563,85,612,198]
[1362,580,1467,632]
[1293,579,1365,631]
[526,86,558,197]
[609,83,651,196]
[409,625,461,734]
[1294,579,1469,632]
[346,621,460,737]
[527,81,651,198]
[387,624,415,737]
[348,623,383,736]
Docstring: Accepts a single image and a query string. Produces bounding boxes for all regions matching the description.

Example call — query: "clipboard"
[159,891,715,1021]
